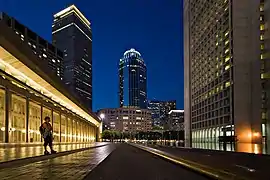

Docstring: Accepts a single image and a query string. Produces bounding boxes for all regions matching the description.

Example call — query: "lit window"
[260,24,265,31]
[216,42,219,46]
[33,45,36,49]
[225,40,229,45]
[225,56,230,62]
[52,59,56,63]
[262,112,266,119]
[42,54,47,58]
[225,49,229,54]
[225,31,229,37]
[225,65,231,71]
[225,82,231,87]
[260,5,264,12]
[261,54,265,60]
[123,116,129,120]
[260,35,264,40]
[261,73,270,79]
[261,44,264,50]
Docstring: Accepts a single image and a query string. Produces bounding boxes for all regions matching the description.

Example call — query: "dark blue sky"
[0,0,183,111]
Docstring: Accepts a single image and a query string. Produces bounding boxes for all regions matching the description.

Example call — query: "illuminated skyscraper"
[52,5,92,110]
[119,48,147,109]
[184,0,265,147]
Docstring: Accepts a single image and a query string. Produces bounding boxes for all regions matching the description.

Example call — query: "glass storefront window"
[67,118,72,142]
[77,121,80,142]
[10,94,26,143]
[61,115,66,142]
[72,119,76,142]
[53,112,60,142]
[29,102,41,142]
[42,107,51,122]
[0,89,5,142]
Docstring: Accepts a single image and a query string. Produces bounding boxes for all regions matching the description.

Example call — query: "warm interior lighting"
[253,132,260,137]
[0,46,100,127]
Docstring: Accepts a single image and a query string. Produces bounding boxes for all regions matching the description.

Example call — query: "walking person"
[40,116,57,155]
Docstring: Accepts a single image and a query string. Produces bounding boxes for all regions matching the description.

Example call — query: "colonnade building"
[0,16,101,144]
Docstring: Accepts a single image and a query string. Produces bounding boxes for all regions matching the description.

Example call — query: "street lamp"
[100,113,105,120]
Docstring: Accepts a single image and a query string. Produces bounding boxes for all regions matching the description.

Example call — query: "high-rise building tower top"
[119,48,147,109]
[52,4,93,110]
[53,4,91,29]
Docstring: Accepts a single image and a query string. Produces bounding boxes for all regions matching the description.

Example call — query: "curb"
[0,143,109,169]
[129,143,246,180]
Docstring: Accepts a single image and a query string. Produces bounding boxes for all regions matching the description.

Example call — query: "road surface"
[85,143,208,180]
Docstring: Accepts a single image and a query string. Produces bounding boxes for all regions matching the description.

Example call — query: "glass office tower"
[52,5,93,110]
[119,48,147,109]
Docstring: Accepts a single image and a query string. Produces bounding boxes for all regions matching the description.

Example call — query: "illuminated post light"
[100,113,105,120]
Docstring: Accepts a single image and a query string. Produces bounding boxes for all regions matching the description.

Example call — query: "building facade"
[97,108,152,132]
[168,110,184,131]
[0,19,100,144]
[148,100,176,129]
[119,48,147,109]
[52,5,93,110]
[0,12,64,80]
[184,0,264,146]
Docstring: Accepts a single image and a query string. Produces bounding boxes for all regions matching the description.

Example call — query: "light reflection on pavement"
[0,143,107,163]
[0,144,116,180]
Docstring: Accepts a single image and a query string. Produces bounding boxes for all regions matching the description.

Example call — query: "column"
[40,104,43,142]
[4,88,11,143]
[59,111,61,142]
[25,96,29,142]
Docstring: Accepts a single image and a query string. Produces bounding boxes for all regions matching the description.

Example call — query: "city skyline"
[0,0,183,111]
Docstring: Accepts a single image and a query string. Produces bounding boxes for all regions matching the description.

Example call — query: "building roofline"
[0,22,100,125]
[168,110,184,114]
[54,4,90,28]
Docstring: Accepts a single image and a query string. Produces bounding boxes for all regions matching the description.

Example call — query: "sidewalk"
[0,144,116,180]
[131,143,270,180]
[0,142,108,163]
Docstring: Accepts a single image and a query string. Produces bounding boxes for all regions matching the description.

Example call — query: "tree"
[101,130,112,139]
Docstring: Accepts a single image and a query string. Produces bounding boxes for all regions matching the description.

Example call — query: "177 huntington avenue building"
[0,16,101,144]
[97,108,152,132]
[184,0,270,148]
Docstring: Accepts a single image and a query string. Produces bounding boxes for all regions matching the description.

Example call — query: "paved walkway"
[0,143,116,180]
[0,142,107,163]
[85,143,207,180]
[138,143,270,180]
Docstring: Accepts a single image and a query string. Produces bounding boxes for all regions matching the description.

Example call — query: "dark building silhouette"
[52,5,92,110]
[0,12,64,80]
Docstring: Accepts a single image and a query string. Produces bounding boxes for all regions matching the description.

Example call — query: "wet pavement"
[0,143,116,180]
[139,143,270,180]
[85,143,208,180]
[0,142,107,163]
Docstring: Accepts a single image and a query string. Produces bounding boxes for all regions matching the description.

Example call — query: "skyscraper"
[52,5,92,110]
[184,0,264,147]
[148,100,176,129]
[119,48,147,109]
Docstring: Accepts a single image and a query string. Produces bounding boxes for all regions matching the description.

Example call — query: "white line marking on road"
[235,164,256,172]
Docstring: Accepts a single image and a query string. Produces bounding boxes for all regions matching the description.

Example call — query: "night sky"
[0,0,183,112]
